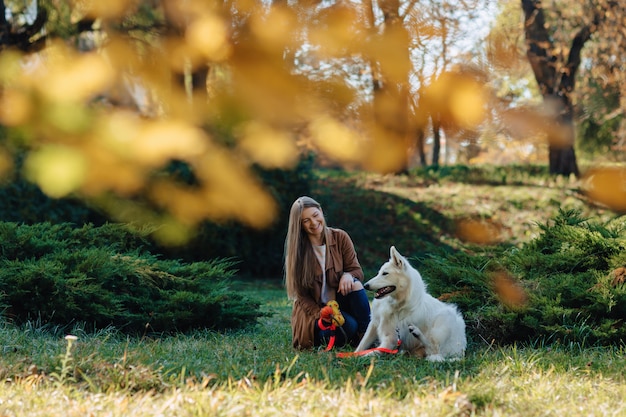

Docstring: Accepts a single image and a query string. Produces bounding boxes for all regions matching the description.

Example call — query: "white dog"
[355,246,467,361]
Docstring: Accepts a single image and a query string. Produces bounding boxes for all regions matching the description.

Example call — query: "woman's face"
[301,206,325,240]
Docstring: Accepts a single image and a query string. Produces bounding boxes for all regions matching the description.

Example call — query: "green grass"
[1,281,625,416]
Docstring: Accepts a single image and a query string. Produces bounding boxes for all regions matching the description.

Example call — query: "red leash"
[318,301,346,352]
[317,318,337,351]
[335,338,402,358]
[319,314,402,356]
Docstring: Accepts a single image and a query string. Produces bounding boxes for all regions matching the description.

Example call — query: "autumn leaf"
[492,270,528,309]
[582,167,626,213]
[455,218,503,245]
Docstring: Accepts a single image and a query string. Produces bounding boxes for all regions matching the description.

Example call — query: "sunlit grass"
[1,281,625,416]
[1,340,625,416]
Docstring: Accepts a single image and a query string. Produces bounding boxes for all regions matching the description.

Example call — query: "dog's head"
[364,246,411,300]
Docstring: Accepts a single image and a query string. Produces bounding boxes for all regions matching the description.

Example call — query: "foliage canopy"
[0,0,624,244]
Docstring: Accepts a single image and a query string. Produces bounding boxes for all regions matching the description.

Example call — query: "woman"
[284,196,371,350]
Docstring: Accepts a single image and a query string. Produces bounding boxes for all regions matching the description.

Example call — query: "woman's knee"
[351,280,364,291]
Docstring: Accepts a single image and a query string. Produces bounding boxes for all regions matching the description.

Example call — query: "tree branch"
[560,14,598,94]
[521,0,557,96]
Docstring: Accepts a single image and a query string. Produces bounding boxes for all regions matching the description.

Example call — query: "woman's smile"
[301,207,325,241]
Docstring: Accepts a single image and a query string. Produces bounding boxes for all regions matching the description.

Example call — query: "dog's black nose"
[364,282,370,290]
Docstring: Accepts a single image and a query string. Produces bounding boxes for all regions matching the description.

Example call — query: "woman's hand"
[338,273,362,295]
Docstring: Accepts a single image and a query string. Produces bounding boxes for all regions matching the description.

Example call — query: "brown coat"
[291,227,364,349]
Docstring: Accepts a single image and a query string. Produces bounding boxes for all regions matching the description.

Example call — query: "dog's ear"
[390,246,404,268]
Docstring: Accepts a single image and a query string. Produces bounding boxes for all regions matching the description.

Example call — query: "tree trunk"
[432,115,441,168]
[549,146,579,176]
[521,0,599,177]
[415,126,427,167]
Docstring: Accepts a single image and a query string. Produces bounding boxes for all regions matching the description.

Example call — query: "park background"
[0,0,625,415]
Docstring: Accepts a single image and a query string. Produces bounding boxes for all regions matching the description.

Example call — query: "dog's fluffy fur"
[355,246,467,361]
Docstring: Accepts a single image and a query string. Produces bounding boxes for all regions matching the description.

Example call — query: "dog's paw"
[408,325,424,340]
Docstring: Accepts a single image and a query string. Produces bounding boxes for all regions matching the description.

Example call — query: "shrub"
[0,222,266,333]
[417,209,626,346]
[0,176,105,225]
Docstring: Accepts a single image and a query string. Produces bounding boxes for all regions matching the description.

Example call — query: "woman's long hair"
[284,196,330,300]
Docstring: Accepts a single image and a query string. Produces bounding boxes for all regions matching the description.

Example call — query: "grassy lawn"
[1,280,625,416]
[1,166,625,416]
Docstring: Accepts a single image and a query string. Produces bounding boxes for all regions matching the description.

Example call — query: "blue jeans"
[315,289,371,348]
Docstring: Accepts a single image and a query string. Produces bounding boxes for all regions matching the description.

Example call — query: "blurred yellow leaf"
[186,14,232,61]
[195,150,277,228]
[0,88,33,126]
[238,122,298,168]
[150,182,208,224]
[360,126,410,174]
[449,81,486,128]
[250,6,297,50]
[150,147,278,228]
[309,5,363,56]
[162,38,202,73]
[366,27,411,84]
[132,120,208,166]
[492,271,528,309]
[81,140,145,196]
[73,0,134,19]
[0,50,23,82]
[455,218,502,245]
[310,116,362,163]
[151,218,193,247]
[38,51,114,103]
[24,145,86,198]
[101,36,144,73]
[97,111,142,153]
[423,71,486,129]
[582,167,626,213]
[162,0,215,27]
[488,29,523,69]
[44,102,93,134]
[231,59,302,123]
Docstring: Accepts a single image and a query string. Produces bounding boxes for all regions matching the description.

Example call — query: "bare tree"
[521,0,619,176]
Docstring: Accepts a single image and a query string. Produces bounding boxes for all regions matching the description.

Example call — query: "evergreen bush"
[0,222,266,333]
[0,176,105,225]
[418,209,626,346]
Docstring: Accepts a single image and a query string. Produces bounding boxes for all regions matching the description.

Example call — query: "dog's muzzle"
[371,285,397,299]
